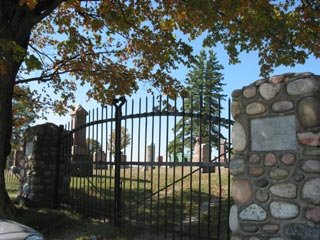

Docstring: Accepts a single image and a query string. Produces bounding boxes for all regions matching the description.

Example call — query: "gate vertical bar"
[113,96,126,226]
[217,96,222,239]
[227,98,231,240]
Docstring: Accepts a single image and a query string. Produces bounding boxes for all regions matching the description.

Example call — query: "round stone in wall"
[229,205,239,232]
[249,237,261,240]
[232,179,252,204]
[287,78,320,95]
[243,86,257,98]
[264,153,277,167]
[270,183,297,198]
[293,172,305,182]
[270,201,299,219]
[283,223,320,240]
[239,204,267,221]
[272,101,294,112]
[281,153,296,166]
[256,189,269,203]
[232,122,247,152]
[302,160,320,173]
[302,178,320,204]
[254,178,269,188]
[305,207,320,223]
[262,224,279,233]
[259,83,281,100]
[231,236,242,240]
[269,168,290,180]
[230,158,245,175]
[294,72,315,78]
[298,97,320,128]
[242,224,258,233]
[249,153,261,164]
[232,89,242,98]
[297,132,320,147]
[231,101,241,119]
[246,102,267,115]
[255,78,267,85]
[270,75,285,83]
[249,167,264,177]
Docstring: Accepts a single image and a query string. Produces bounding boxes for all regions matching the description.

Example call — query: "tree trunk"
[0,66,16,218]
[0,4,34,218]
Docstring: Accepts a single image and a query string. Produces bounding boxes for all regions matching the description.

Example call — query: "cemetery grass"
[5,168,230,239]
[67,166,230,239]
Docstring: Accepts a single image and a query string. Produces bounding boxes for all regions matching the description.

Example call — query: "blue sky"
[31,37,320,162]
[34,39,320,126]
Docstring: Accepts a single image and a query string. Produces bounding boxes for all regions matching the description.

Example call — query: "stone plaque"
[251,115,297,151]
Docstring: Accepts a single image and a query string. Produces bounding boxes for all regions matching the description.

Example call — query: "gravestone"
[93,151,107,169]
[192,138,213,173]
[219,139,227,163]
[145,143,155,170]
[70,105,92,176]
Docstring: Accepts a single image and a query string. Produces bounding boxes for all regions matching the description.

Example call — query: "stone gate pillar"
[230,73,320,239]
[22,123,66,207]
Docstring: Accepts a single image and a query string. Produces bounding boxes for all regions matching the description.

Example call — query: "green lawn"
[5,167,231,239]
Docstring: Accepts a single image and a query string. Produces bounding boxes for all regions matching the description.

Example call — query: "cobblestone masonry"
[23,123,70,208]
[230,72,320,239]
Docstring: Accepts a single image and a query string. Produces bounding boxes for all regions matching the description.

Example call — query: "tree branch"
[28,43,54,64]
[33,0,66,23]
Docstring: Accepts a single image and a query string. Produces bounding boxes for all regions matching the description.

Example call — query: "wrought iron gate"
[59,95,232,239]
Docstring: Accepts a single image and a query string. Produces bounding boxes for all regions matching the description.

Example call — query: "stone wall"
[22,123,69,208]
[230,72,320,239]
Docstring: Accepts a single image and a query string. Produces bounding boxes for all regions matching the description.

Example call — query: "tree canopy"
[5,0,320,109]
[12,86,44,149]
[0,0,320,217]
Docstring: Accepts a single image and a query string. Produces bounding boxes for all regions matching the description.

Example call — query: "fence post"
[113,96,126,226]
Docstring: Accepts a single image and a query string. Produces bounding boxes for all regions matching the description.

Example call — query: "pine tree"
[168,50,226,158]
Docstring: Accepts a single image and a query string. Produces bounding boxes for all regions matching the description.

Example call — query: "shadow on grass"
[62,184,231,239]
[14,207,142,240]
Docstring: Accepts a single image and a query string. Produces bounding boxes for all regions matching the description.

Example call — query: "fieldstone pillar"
[21,123,66,208]
[229,72,320,240]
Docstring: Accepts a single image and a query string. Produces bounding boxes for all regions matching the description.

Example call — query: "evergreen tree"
[168,50,226,157]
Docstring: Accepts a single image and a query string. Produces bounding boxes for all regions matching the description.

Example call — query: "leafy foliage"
[168,50,225,155]
[7,0,320,113]
[12,86,44,149]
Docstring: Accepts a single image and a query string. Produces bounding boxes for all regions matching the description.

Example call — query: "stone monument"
[70,105,92,176]
[93,150,107,169]
[146,143,155,170]
[192,137,213,173]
